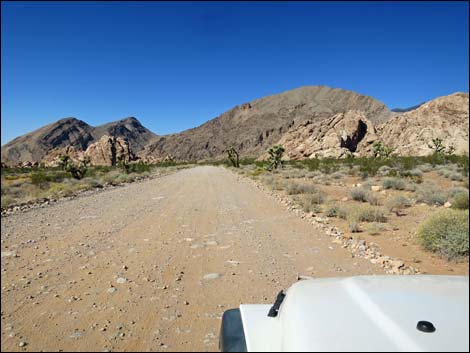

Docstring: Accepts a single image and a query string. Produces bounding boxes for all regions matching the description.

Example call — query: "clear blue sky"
[1,1,469,145]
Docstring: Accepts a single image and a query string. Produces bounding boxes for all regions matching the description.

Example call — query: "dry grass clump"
[417,209,469,260]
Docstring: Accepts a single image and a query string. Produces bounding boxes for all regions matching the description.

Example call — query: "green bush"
[417,209,469,260]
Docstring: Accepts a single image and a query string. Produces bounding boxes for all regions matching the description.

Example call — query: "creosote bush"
[417,209,469,260]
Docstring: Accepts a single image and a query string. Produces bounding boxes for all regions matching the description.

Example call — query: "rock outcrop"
[42,135,136,166]
[42,146,85,167]
[84,135,135,166]
[270,111,379,159]
[377,92,469,156]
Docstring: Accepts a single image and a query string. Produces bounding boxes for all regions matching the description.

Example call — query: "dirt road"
[1,166,382,352]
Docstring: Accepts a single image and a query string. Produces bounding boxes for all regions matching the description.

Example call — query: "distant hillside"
[1,117,157,164]
[391,102,425,113]
[2,86,468,165]
[139,85,393,161]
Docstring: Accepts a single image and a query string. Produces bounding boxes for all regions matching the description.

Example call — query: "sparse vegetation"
[416,183,447,205]
[386,195,412,214]
[0,162,173,209]
[382,177,407,190]
[350,188,369,202]
[451,191,469,210]
[417,209,469,260]
[285,182,318,195]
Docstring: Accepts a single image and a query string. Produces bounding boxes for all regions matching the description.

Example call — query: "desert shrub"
[365,193,381,206]
[417,163,433,173]
[351,188,369,202]
[366,222,388,235]
[404,182,417,192]
[102,170,126,185]
[297,194,324,212]
[451,191,469,210]
[417,209,469,260]
[382,177,406,190]
[286,182,318,195]
[251,167,266,177]
[448,187,469,199]
[386,195,412,213]
[353,205,387,222]
[449,172,464,181]
[82,177,104,189]
[377,165,393,176]
[325,204,345,218]
[416,183,447,205]
[1,195,15,208]
[331,172,345,179]
[347,216,361,233]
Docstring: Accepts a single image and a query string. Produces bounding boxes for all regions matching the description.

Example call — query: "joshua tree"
[267,144,285,170]
[67,156,90,180]
[117,155,130,173]
[226,146,240,168]
[427,138,446,155]
[58,154,71,170]
[372,141,394,158]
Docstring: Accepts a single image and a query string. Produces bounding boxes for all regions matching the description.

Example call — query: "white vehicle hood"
[240,275,469,352]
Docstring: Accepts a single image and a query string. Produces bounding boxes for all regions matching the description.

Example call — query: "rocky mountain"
[272,92,469,159]
[377,92,469,156]
[139,86,393,161]
[2,86,468,166]
[1,117,156,164]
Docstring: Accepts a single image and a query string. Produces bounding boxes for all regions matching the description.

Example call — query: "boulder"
[84,135,136,166]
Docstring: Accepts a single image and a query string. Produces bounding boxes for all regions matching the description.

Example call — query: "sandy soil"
[1,166,384,352]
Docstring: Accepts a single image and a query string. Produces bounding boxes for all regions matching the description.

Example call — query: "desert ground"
[1,164,467,352]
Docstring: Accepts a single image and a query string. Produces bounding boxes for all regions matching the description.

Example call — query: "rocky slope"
[1,117,156,165]
[377,92,469,156]
[272,92,469,159]
[272,110,379,159]
[139,86,393,161]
